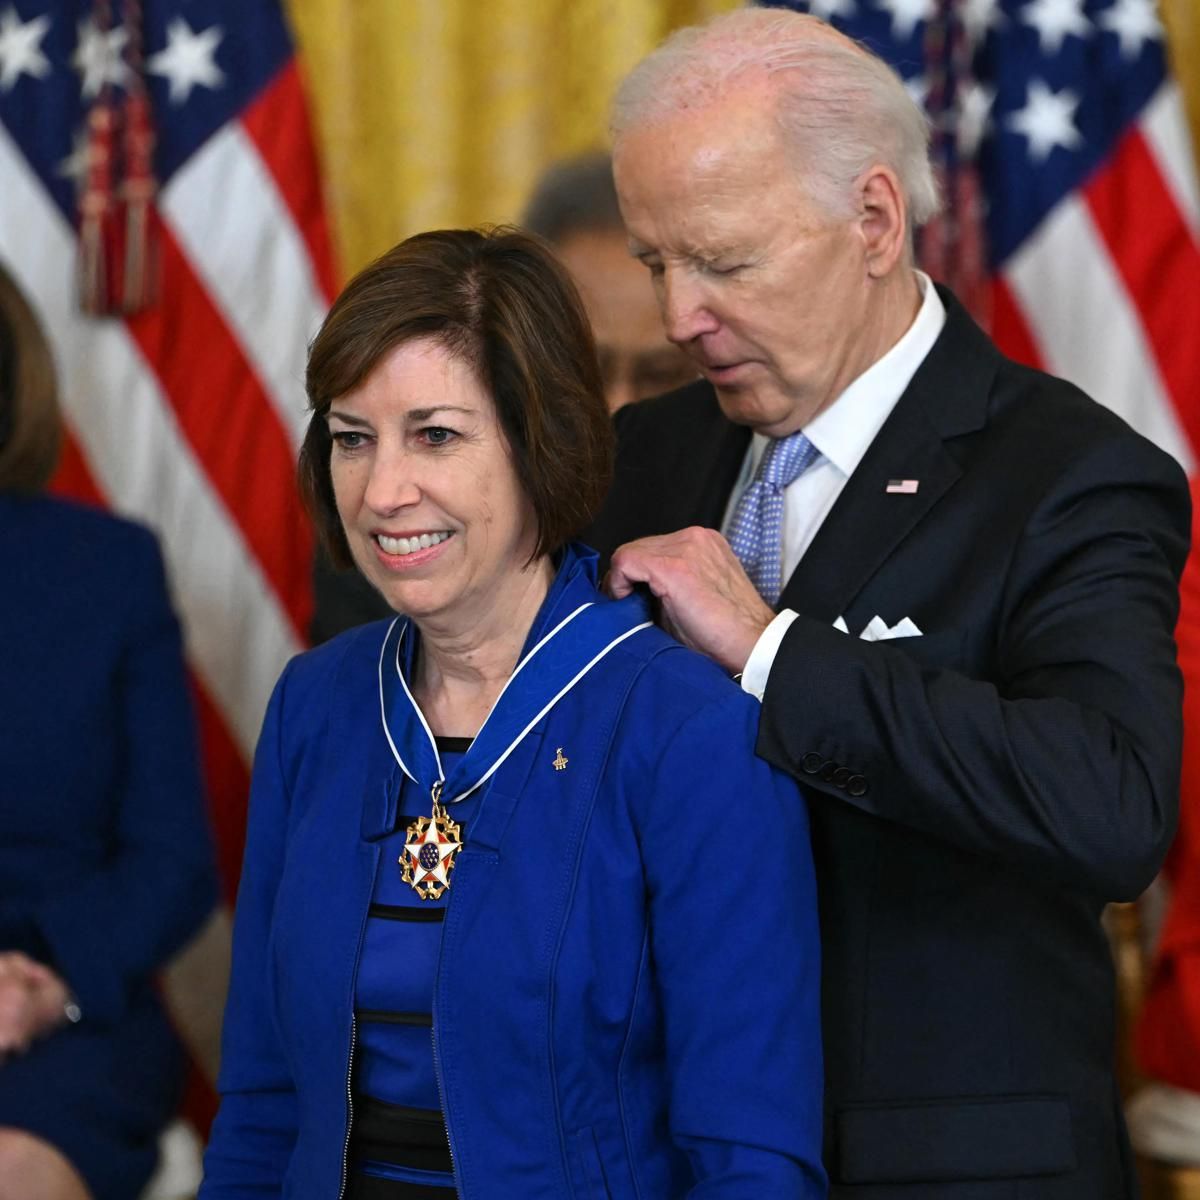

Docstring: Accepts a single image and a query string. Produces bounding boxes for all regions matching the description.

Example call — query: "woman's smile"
[373,529,455,563]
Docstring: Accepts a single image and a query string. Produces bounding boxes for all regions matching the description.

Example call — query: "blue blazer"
[0,494,216,1016]
[0,494,217,1200]
[201,544,826,1199]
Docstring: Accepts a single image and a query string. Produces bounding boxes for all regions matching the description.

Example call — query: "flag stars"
[902,72,928,109]
[0,6,51,92]
[1019,0,1091,55]
[72,17,128,99]
[56,125,88,184]
[147,18,225,106]
[961,0,1005,48]
[957,82,996,158]
[1099,0,1162,59]
[876,0,935,41]
[1006,79,1083,161]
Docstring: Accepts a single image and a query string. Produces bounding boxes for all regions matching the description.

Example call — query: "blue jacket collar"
[395,540,648,687]
[521,540,604,653]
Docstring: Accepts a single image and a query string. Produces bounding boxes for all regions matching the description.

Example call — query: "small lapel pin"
[886,479,920,494]
[552,747,569,771]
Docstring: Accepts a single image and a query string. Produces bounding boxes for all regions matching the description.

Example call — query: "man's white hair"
[611,7,940,228]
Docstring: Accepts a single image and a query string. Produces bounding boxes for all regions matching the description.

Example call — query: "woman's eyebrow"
[405,405,477,422]
[326,409,371,426]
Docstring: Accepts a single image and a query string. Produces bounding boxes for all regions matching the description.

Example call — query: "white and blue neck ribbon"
[377,599,652,806]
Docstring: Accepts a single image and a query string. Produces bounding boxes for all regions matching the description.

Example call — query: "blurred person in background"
[0,262,217,1200]
[199,228,825,1199]
[522,151,695,414]
[311,152,695,645]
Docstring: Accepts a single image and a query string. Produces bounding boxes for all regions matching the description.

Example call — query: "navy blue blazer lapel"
[778,289,998,622]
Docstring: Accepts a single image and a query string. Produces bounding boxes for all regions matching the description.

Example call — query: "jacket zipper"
[337,1014,357,1200]
[431,1022,459,1188]
[339,815,383,1200]
[432,876,461,1193]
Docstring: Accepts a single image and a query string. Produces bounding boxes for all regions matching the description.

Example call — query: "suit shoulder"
[991,358,1186,486]
[992,352,1152,444]
[4,494,161,560]
[0,497,173,622]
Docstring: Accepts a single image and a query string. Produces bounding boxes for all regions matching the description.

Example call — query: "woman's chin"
[370,578,450,623]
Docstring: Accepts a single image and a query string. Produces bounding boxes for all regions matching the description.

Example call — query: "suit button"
[832,767,851,788]
[819,761,838,782]
[801,752,824,775]
[847,775,868,797]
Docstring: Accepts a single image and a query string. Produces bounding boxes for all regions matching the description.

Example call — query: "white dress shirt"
[733,273,947,699]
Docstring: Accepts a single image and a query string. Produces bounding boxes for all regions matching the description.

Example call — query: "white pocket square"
[834,615,923,641]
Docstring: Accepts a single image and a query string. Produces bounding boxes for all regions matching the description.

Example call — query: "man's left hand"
[606,528,776,674]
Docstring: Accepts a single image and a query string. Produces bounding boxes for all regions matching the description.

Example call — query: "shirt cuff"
[740,610,800,701]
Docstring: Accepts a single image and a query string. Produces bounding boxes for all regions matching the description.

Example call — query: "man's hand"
[0,952,72,1063]
[606,528,776,674]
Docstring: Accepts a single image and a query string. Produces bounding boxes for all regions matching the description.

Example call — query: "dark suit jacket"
[586,290,1191,1197]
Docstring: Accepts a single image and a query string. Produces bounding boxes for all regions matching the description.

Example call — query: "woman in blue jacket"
[0,266,217,1199]
[200,228,826,1199]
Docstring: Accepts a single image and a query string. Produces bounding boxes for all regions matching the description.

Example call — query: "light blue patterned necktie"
[726,432,822,605]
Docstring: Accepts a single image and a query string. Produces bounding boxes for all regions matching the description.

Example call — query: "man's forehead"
[614,119,787,242]
[615,80,781,174]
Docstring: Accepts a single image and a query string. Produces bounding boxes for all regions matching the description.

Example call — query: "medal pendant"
[400,788,463,900]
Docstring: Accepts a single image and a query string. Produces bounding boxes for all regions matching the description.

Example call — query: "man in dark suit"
[588,8,1190,1196]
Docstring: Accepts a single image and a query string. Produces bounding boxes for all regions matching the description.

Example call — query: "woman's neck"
[412,556,556,737]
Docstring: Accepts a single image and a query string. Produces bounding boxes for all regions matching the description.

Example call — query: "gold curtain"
[284,0,739,280]
[1162,0,1200,170]
[287,0,1200,282]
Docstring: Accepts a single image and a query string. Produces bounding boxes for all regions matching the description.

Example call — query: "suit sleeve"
[29,529,217,1023]
[199,664,302,1198]
[635,676,827,1197]
[757,433,1189,900]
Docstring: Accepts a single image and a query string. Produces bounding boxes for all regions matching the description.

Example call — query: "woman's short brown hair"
[300,227,613,568]
[0,262,61,493]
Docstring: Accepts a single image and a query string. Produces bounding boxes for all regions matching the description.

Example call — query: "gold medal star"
[400,805,463,900]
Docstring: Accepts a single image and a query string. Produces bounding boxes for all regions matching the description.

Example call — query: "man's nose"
[660,270,718,345]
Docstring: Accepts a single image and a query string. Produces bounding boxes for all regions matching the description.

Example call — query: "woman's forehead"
[337,338,493,418]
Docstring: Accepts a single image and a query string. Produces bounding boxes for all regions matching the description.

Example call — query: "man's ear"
[857,165,909,278]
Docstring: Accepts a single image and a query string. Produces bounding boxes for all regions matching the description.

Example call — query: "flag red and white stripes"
[0,3,335,896]
[996,82,1200,473]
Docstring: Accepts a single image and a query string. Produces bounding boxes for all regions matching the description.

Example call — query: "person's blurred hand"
[0,952,71,1063]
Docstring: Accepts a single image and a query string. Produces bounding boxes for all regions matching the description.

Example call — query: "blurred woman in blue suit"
[0,264,217,1200]
[200,229,827,1200]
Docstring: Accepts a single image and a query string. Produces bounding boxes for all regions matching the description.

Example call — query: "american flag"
[0,0,335,897]
[761,0,1200,474]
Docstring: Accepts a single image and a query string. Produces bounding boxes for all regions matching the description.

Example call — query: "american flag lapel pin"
[886,479,920,494]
